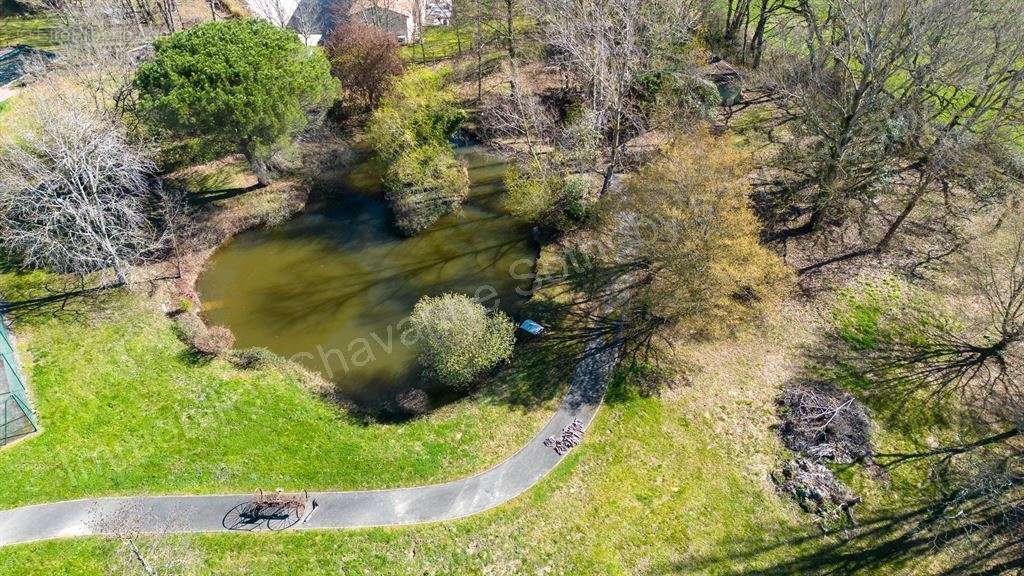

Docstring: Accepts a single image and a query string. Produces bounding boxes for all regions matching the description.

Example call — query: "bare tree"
[717,0,791,68]
[18,0,159,121]
[482,73,555,170]
[290,0,325,44]
[248,0,295,27]
[802,0,1024,273]
[766,0,916,243]
[765,0,1024,275]
[325,22,404,108]
[0,91,161,286]
[533,0,704,196]
[89,503,201,576]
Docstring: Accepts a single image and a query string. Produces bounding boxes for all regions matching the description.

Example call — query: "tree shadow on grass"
[189,183,263,206]
[174,346,216,368]
[654,495,1024,576]
[740,293,1024,576]
[0,259,125,326]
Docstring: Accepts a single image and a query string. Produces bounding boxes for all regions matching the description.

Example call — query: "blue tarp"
[519,320,545,335]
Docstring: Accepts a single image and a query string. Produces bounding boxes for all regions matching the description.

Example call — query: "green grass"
[0,365,821,575]
[402,19,536,64]
[402,25,474,63]
[0,15,55,48]
[0,285,963,574]
[0,269,559,508]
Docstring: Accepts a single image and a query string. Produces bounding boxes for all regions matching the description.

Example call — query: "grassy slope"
[0,15,55,48]
[0,283,557,508]
[0,306,831,575]
[402,26,473,63]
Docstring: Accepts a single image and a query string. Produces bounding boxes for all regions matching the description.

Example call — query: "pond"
[197,147,538,410]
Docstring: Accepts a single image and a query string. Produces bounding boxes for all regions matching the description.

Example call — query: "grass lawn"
[0,273,961,575]
[0,15,55,48]
[0,269,562,508]
[0,305,851,575]
[402,25,474,63]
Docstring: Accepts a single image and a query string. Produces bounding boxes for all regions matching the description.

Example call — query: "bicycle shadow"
[221,500,304,532]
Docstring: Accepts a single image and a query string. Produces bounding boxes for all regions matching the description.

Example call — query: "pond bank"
[195,146,539,411]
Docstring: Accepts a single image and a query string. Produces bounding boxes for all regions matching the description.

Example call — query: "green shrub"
[504,166,559,223]
[367,68,466,163]
[562,174,592,223]
[409,293,516,388]
[504,167,593,232]
[136,18,337,185]
[385,143,469,235]
[368,68,469,235]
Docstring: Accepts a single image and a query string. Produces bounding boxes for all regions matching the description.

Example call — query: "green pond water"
[197,147,538,408]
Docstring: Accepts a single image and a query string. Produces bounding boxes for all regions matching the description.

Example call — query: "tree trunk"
[504,0,516,63]
[474,0,483,102]
[455,14,463,57]
[599,108,624,197]
[771,78,871,242]
[243,147,271,187]
[750,0,771,69]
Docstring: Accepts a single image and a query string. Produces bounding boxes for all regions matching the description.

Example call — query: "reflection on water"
[197,147,537,407]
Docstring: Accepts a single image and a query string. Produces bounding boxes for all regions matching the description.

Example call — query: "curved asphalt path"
[0,332,620,547]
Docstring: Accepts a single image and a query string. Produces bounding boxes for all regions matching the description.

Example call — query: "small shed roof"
[703,57,741,83]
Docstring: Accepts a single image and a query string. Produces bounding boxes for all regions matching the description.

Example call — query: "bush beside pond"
[368,68,469,235]
[504,167,594,232]
[173,310,235,357]
[385,143,470,235]
[409,293,516,388]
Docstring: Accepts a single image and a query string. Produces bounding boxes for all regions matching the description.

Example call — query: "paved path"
[0,333,620,547]
[0,87,18,104]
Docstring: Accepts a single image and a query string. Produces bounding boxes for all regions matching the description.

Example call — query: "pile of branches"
[777,380,873,464]
[773,380,875,529]
[772,457,861,527]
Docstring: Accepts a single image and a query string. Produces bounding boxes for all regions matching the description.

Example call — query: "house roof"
[286,0,426,38]
[0,45,56,88]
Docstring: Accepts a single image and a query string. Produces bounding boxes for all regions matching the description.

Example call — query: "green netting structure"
[0,317,35,446]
